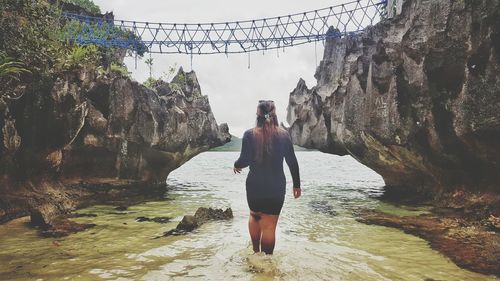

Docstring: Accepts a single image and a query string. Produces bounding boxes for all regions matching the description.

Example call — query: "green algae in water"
[374,202,432,217]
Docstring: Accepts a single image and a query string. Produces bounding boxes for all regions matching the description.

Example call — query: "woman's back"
[234,127,300,199]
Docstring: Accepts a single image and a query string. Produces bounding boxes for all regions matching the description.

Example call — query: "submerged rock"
[114,206,128,211]
[308,200,338,216]
[38,217,96,238]
[358,207,500,276]
[135,216,171,223]
[67,213,98,218]
[163,207,233,236]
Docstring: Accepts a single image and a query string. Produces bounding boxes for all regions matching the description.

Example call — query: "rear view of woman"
[233,100,301,255]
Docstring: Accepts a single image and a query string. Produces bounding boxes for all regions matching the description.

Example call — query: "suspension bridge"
[63,0,391,55]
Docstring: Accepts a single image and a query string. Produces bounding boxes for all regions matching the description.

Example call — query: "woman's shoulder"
[242,127,289,137]
[276,127,291,138]
[243,128,255,138]
[277,127,288,134]
[244,128,253,135]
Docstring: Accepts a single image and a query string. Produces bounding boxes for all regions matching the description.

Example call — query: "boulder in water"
[177,215,198,232]
[163,207,233,236]
[193,207,233,224]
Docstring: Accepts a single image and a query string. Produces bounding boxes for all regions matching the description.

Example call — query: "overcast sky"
[93,0,357,137]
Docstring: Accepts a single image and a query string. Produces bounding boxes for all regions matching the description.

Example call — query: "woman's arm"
[284,133,300,189]
[234,130,252,169]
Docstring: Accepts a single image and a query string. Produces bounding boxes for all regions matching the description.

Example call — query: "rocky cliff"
[0,66,230,226]
[287,0,500,200]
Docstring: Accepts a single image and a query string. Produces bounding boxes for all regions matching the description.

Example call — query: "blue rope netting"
[62,0,387,55]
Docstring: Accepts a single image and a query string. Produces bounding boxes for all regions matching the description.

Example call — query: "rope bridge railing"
[62,0,387,55]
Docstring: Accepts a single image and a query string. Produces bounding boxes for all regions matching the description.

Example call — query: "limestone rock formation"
[0,67,230,226]
[287,0,500,198]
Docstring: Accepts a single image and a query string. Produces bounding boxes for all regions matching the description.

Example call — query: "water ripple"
[0,152,495,281]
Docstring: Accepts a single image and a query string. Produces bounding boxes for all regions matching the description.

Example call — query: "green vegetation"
[110,62,130,77]
[0,0,151,107]
[143,77,158,89]
[62,0,101,14]
[169,82,183,94]
[0,52,30,80]
[145,57,154,79]
[172,70,186,85]
[0,51,31,101]
[0,0,62,74]
[161,63,178,82]
[56,45,100,70]
[143,63,178,90]
[0,0,145,83]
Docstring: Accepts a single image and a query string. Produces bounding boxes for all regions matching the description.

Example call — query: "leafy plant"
[143,64,178,89]
[0,0,62,74]
[0,52,31,101]
[145,57,154,79]
[169,82,182,94]
[160,63,178,82]
[110,62,130,77]
[56,44,101,70]
[143,77,158,89]
[172,70,186,85]
[0,52,30,80]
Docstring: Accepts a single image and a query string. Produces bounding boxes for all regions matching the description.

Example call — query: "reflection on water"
[0,152,496,280]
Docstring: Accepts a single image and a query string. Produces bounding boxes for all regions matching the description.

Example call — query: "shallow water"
[0,152,496,280]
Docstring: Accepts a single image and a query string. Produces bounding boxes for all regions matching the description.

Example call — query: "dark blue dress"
[234,128,300,215]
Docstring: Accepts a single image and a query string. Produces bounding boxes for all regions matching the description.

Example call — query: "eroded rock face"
[61,67,230,183]
[287,0,500,198]
[0,67,230,225]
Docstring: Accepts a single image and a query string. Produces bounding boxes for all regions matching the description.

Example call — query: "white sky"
[93,0,357,137]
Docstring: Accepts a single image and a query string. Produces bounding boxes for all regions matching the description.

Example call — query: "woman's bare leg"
[258,213,279,254]
[249,211,262,253]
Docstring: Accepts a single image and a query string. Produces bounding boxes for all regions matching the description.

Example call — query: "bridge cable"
[61,0,387,55]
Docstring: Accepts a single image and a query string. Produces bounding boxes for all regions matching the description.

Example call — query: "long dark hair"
[253,100,281,163]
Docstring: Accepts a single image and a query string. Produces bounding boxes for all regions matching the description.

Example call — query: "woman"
[233,100,301,255]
